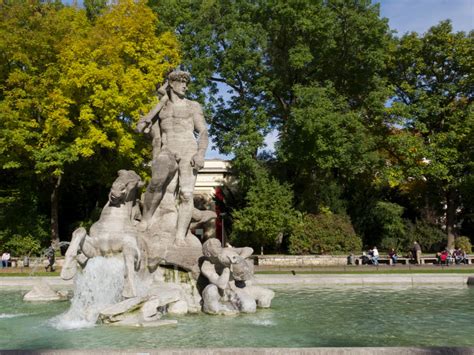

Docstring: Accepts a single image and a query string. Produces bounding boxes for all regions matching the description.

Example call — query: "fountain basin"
[0,282,473,349]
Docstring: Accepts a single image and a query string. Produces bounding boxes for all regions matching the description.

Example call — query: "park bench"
[355,254,474,266]
[420,255,474,265]
[355,256,410,266]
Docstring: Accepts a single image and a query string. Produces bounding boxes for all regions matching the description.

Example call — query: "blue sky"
[378,0,473,34]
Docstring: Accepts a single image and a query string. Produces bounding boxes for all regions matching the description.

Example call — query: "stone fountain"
[57,70,274,327]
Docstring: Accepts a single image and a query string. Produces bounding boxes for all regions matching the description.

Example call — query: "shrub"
[455,236,472,253]
[289,212,362,254]
[5,234,42,257]
[231,174,299,251]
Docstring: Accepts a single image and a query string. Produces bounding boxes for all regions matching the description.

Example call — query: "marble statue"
[136,70,208,246]
[57,70,273,327]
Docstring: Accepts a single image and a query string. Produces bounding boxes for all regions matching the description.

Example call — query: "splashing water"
[53,256,125,329]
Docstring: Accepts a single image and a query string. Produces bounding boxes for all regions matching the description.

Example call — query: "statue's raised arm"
[136,81,169,134]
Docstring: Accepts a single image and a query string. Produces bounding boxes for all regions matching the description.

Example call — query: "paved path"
[255,273,473,285]
[1,273,473,288]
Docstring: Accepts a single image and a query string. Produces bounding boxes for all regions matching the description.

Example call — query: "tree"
[0,0,180,246]
[277,84,384,213]
[385,21,473,248]
[231,171,299,251]
[150,0,391,195]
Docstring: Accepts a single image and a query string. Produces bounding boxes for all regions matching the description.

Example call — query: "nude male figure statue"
[136,70,208,245]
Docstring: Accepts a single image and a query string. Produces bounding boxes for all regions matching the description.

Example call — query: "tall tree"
[385,21,473,249]
[0,0,180,246]
[150,0,391,181]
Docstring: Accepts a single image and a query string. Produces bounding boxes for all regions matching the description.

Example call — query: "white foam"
[251,319,275,326]
[53,256,125,329]
[0,313,27,319]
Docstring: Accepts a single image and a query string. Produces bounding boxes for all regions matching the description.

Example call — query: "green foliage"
[405,220,446,253]
[278,84,384,213]
[0,0,180,242]
[150,0,391,182]
[455,237,472,253]
[289,213,362,255]
[371,201,407,249]
[0,178,49,252]
[5,235,42,257]
[230,172,299,251]
[384,21,473,247]
[84,0,107,20]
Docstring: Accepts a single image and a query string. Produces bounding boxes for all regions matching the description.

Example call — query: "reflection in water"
[0,285,473,349]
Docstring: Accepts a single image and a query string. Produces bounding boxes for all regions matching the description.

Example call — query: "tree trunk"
[50,174,62,248]
[445,189,456,251]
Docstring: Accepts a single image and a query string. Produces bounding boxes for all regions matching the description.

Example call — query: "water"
[0,285,473,349]
[54,257,125,329]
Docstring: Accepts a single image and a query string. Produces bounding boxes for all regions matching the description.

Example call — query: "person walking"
[1,252,10,268]
[412,242,422,264]
[45,247,55,272]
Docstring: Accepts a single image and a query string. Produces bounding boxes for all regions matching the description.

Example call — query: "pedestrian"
[412,241,422,264]
[45,247,55,272]
[1,251,10,268]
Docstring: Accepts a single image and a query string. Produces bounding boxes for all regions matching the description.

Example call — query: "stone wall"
[256,255,349,267]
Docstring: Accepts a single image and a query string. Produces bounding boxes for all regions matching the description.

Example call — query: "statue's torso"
[159,99,198,156]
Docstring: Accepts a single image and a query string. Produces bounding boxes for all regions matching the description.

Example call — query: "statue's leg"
[175,160,197,245]
[233,287,257,313]
[81,236,99,259]
[242,285,275,308]
[122,237,141,298]
[140,151,178,229]
[202,284,221,314]
[61,227,87,280]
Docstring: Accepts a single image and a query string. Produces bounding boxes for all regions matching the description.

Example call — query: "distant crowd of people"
[359,241,470,266]
[437,248,468,265]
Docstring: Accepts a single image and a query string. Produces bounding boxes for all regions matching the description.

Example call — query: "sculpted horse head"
[108,170,145,207]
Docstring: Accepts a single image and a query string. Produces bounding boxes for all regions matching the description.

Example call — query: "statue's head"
[232,258,254,281]
[109,170,144,206]
[202,238,222,259]
[202,238,249,270]
[168,70,190,98]
[168,70,191,83]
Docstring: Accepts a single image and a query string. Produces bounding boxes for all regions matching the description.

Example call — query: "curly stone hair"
[202,238,222,258]
[167,70,191,83]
